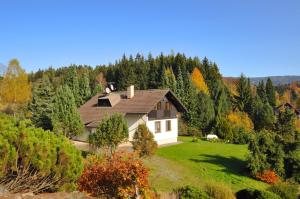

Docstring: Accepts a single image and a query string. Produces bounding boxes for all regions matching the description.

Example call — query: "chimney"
[127,85,134,99]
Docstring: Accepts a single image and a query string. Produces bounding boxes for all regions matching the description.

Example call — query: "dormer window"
[97,93,121,107]
[98,98,111,107]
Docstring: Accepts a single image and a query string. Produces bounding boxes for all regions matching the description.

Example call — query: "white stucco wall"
[126,114,147,141]
[146,117,178,145]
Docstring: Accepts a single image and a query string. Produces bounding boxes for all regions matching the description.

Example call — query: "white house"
[75,85,186,145]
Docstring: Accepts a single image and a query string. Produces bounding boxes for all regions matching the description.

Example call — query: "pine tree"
[52,85,84,138]
[30,75,54,130]
[266,78,276,107]
[64,66,82,106]
[89,113,128,155]
[79,70,91,102]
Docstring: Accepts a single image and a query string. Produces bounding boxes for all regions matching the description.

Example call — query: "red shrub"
[255,170,280,184]
[77,152,151,198]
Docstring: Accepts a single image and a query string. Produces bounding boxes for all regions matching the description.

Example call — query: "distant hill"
[250,76,300,85]
[224,76,300,86]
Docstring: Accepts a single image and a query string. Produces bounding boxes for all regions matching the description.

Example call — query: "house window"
[155,121,161,133]
[165,102,171,110]
[166,120,171,131]
[156,102,162,110]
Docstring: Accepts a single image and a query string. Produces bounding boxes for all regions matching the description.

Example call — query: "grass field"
[144,136,267,193]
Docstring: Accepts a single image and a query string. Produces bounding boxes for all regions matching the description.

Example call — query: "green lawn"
[144,136,267,193]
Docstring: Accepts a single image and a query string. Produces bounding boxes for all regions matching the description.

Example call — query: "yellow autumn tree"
[279,90,291,104]
[0,59,31,112]
[191,67,209,95]
[227,111,254,132]
[223,77,238,96]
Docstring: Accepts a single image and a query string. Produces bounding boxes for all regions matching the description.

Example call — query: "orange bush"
[255,170,280,184]
[78,151,150,198]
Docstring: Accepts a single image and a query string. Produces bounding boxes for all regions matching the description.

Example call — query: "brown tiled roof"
[79,89,186,127]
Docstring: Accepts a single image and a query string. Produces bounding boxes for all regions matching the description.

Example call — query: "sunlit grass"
[144,136,267,193]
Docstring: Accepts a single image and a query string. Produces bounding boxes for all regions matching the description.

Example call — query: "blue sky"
[0,0,299,77]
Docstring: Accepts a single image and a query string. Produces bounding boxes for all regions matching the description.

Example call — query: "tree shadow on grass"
[189,154,248,176]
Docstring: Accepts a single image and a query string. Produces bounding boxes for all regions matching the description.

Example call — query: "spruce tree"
[30,75,54,130]
[52,85,84,138]
[236,74,252,114]
[64,66,82,106]
[158,64,166,88]
[257,80,267,103]
[175,66,184,100]
[147,54,159,89]
[275,109,297,143]
[164,67,177,91]
[194,92,215,133]
[181,74,198,127]
[135,54,148,90]
[266,78,276,107]
[251,95,275,131]
[79,70,91,102]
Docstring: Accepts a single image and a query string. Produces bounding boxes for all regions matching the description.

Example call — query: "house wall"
[146,117,178,145]
[74,114,178,145]
[126,113,178,145]
[126,114,147,141]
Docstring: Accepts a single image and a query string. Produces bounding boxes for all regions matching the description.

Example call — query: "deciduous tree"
[191,67,209,95]
[0,59,31,114]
